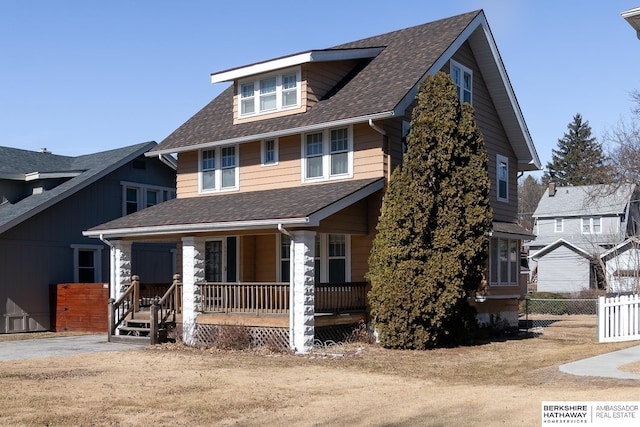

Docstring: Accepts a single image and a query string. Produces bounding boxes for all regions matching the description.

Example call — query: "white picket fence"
[597,294,640,342]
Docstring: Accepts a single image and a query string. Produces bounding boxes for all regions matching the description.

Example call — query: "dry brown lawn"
[0,316,639,426]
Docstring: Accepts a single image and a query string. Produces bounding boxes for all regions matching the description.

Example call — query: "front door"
[205,237,237,282]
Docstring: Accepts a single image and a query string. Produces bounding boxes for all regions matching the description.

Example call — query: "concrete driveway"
[0,334,147,361]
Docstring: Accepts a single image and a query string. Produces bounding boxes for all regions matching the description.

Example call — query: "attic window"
[238,67,301,118]
[450,60,472,104]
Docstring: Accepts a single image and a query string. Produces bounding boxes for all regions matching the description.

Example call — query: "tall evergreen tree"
[367,72,493,349]
[543,113,609,185]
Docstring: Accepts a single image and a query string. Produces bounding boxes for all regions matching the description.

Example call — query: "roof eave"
[393,11,541,171]
[146,111,395,156]
[622,7,640,38]
[210,47,385,83]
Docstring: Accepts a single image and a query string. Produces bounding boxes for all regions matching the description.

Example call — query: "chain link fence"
[519,298,598,329]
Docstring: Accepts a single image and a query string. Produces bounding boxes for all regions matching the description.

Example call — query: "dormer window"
[238,68,300,118]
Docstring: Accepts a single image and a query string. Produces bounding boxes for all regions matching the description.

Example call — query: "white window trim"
[581,217,602,234]
[554,218,563,233]
[198,145,239,193]
[238,67,301,119]
[71,244,103,283]
[277,233,351,283]
[496,154,509,202]
[489,238,518,286]
[450,59,473,104]
[120,181,175,216]
[301,125,354,183]
[261,138,279,166]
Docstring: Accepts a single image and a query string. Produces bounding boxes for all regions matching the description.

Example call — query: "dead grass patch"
[0,315,638,426]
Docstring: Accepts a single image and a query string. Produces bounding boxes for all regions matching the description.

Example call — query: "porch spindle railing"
[107,275,140,341]
[195,281,368,315]
[315,282,368,314]
[150,274,182,344]
[197,282,290,315]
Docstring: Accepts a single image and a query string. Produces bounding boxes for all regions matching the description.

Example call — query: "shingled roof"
[85,178,384,238]
[0,142,159,235]
[149,10,539,170]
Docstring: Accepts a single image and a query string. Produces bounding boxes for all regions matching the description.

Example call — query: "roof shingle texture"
[87,178,382,232]
[533,184,636,217]
[151,10,480,154]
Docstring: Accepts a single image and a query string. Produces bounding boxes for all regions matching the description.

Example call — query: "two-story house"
[0,142,176,333]
[528,183,639,294]
[85,10,541,352]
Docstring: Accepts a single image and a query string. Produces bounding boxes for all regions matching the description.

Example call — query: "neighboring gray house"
[528,183,639,293]
[601,237,640,294]
[0,142,176,333]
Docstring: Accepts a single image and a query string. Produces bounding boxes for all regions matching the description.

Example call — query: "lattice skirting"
[196,324,290,350]
[192,322,364,350]
[314,324,361,344]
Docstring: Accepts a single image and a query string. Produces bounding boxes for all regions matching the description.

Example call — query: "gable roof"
[531,238,593,261]
[533,184,636,218]
[622,7,640,37]
[0,142,162,235]
[84,178,384,238]
[149,10,540,171]
[600,236,640,260]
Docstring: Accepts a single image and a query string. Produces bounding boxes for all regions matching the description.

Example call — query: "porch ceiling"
[84,178,384,239]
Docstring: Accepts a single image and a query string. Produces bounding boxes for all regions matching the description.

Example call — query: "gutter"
[146,111,395,157]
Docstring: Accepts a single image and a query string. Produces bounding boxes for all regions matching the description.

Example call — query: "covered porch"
[86,178,384,353]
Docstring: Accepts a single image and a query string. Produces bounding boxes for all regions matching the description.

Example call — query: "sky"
[2,1,640,178]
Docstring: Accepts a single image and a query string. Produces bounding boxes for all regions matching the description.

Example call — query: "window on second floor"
[555,218,563,232]
[450,60,472,104]
[239,68,300,118]
[200,146,239,193]
[582,217,602,234]
[261,138,278,166]
[122,182,174,216]
[303,126,352,182]
[496,154,509,202]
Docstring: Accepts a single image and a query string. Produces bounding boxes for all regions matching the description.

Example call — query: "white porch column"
[181,236,205,346]
[110,240,132,301]
[289,230,316,354]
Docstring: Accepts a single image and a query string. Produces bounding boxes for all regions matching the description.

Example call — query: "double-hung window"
[278,234,349,284]
[303,126,352,181]
[71,245,103,283]
[450,60,472,104]
[261,138,278,166]
[200,146,238,192]
[497,154,509,202]
[121,182,174,216]
[582,217,602,234]
[554,218,563,232]
[238,68,300,118]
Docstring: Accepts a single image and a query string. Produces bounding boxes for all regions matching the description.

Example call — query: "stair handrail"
[149,274,181,344]
[107,275,139,341]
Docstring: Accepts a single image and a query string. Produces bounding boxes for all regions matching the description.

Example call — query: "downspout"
[278,224,295,349]
[157,154,177,170]
[99,234,117,300]
[369,119,390,182]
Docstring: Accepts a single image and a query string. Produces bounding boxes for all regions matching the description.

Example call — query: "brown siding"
[255,234,277,282]
[175,124,386,196]
[304,60,361,107]
[445,42,519,223]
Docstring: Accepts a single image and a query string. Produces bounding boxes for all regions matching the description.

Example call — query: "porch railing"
[149,274,182,344]
[315,282,368,313]
[107,275,140,341]
[196,281,368,315]
[198,282,290,315]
